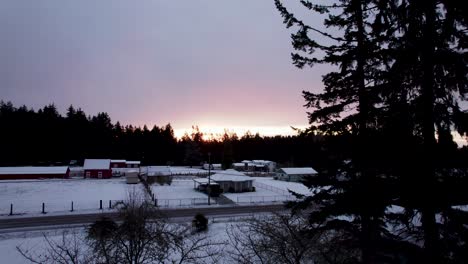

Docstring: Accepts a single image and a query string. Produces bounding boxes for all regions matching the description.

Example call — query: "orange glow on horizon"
[173,125,307,140]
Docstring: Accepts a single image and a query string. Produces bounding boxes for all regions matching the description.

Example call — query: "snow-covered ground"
[0,221,235,264]
[151,180,214,207]
[252,177,311,195]
[0,178,145,216]
[0,175,312,216]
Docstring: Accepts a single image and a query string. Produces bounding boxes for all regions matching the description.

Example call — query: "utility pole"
[208,152,211,205]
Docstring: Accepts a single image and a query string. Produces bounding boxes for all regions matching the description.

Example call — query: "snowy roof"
[232,163,245,166]
[241,160,251,163]
[280,167,317,175]
[252,160,275,164]
[147,166,171,176]
[0,166,69,175]
[210,169,253,182]
[193,178,219,185]
[84,159,111,170]
[110,159,126,163]
[126,161,141,165]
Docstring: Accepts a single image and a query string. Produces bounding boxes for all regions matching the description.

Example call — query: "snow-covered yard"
[222,178,311,204]
[151,180,214,207]
[252,177,311,195]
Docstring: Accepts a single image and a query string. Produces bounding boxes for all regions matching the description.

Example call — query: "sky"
[0,1,329,138]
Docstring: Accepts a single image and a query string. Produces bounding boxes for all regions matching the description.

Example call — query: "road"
[0,204,286,232]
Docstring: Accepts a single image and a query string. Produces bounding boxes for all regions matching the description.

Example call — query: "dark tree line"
[276,0,468,263]
[0,101,352,168]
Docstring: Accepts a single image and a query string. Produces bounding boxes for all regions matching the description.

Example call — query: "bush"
[192,213,208,232]
[252,186,256,192]
[88,217,118,240]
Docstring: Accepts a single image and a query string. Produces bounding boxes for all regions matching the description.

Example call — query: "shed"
[83,159,112,179]
[145,166,172,184]
[277,167,318,182]
[0,166,70,180]
[126,170,140,184]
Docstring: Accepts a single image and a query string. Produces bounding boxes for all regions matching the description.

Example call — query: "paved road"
[0,204,285,231]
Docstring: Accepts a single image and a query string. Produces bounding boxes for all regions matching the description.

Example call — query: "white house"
[208,169,254,193]
[277,167,318,182]
[234,160,276,172]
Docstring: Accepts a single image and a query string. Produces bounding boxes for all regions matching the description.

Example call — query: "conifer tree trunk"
[420,1,440,262]
[354,0,376,262]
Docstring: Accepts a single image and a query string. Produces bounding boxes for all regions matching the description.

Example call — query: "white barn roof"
[110,159,126,163]
[280,167,317,175]
[126,161,141,165]
[210,169,253,182]
[84,159,111,170]
[0,166,69,175]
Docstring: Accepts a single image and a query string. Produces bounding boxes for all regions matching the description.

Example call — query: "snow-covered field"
[0,178,216,216]
[0,175,312,216]
[0,178,145,216]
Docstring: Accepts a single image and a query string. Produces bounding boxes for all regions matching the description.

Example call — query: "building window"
[86,171,90,178]
[98,172,103,178]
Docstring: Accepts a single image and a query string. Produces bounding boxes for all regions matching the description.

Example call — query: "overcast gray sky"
[0,0,329,137]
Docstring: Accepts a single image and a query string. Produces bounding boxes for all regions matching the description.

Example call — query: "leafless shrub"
[17,229,92,264]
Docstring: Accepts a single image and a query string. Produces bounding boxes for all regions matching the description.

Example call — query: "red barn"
[83,159,112,179]
[0,166,70,180]
[110,159,127,168]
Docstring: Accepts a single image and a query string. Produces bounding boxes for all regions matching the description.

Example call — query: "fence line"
[254,182,290,195]
[236,195,295,204]
[155,197,216,208]
[2,197,216,216]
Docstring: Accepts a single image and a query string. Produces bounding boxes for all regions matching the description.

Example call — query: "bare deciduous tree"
[17,190,223,264]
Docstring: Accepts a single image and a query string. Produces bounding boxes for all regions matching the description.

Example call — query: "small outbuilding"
[277,167,318,182]
[83,159,112,179]
[126,170,140,184]
[193,178,221,196]
[145,166,172,184]
[0,166,70,180]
